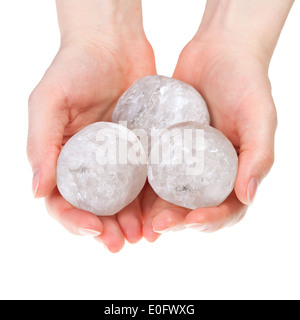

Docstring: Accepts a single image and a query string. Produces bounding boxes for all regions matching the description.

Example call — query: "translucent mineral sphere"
[57,122,147,216]
[148,122,238,209]
[112,75,210,136]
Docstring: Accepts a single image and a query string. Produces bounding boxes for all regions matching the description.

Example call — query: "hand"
[142,0,295,239]
[27,11,156,252]
[142,28,277,240]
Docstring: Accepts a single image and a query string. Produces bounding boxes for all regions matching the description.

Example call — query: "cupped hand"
[27,37,156,252]
[142,35,277,240]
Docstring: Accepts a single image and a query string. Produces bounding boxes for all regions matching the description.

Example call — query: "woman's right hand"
[27,0,157,252]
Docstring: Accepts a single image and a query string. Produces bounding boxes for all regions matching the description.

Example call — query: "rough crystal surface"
[148,122,238,209]
[57,122,147,216]
[112,75,210,137]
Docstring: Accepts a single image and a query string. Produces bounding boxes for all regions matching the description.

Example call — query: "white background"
[0,0,299,300]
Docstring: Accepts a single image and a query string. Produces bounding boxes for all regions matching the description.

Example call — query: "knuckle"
[273,108,278,129]
[260,149,275,177]
[270,106,278,131]
[26,138,34,163]
[28,88,39,110]
[265,150,275,168]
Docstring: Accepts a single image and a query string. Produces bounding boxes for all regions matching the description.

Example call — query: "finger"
[45,187,103,236]
[117,199,143,244]
[152,206,189,233]
[140,182,158,219]
[185,192,247,232]
[142,196,167,242]
[27,84,69,198]
[142,214,161,242]
[140,184,161,242]
[142,196,186,241]
[95,216,125,253]
[234,93,277,205]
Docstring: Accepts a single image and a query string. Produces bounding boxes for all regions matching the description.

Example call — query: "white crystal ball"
[112,75,210,136]
[148,122,238,209]
[57,122,147,216]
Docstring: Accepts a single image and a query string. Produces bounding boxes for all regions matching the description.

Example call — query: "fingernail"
[153,227,172,234]
[153,225,185,234]
[185,223,212,232]
[32,169,40,198]
[247,178,259,205]
[78,228,101,237]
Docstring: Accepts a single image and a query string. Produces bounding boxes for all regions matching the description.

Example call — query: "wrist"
[56,0,146,47]
[195,0,294,65]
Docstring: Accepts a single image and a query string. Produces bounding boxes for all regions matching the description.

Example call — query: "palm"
[46,43,155,136]
[38,41,157,252]
[142,40,276,239]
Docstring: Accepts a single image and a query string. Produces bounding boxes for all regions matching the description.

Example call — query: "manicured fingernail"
[247,178,259,205]
[78,228,101,237]
[185,223,212,232]
[32,169,40,198]
[153,225,185,234]
[153,227,172,234]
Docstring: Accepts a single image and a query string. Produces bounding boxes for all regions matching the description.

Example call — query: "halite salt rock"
[148,122,238,209]
[112,75,210,136]
[57,76,237,215]
[57,122,147,216]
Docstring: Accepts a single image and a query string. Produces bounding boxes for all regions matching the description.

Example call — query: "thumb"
[234,94,277,206]
[27,85,69,198]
